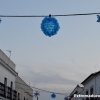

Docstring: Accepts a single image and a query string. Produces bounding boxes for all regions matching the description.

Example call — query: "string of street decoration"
[15,81,67,95]
[0,13,100,37]
[1,12,100,17]
[15,81,69,99]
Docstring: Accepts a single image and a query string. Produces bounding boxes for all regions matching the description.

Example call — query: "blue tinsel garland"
[0,18,2,23]
[97,15,100,22]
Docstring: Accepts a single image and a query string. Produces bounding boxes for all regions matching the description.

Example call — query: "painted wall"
[0,62,16,89]
[82,77,95,95]
[79,73,100,100]
[0,49,18,90]
[15,76,33,100]
[0,49,15,70]
[70,86,83,100]
[81,74,100,95]
[95,74,100,95]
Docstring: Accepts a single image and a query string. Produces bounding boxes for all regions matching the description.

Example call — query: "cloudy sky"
[1,0,100,100]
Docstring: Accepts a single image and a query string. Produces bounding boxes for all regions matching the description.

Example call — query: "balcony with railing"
[0,82,17,100]
[7,86,11,99]
[13,90,17,100]
[0,82,5,98]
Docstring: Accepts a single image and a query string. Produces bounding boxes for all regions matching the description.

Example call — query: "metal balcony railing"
[0,82,17,100]
[0,82,5,97]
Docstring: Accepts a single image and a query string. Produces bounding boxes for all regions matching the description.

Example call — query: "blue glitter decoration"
[0,18,2,23]
[34,91,40,97]
[97,15,100,22]
[41,15,60,37]
[64,97,68,100]
[51,93,56,98]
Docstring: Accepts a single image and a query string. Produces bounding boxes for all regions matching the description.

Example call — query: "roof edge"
[81,71,100,85]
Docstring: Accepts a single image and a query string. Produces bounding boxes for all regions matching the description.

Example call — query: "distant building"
[0,49,18,100]
[69,71,100,100]
[81,71,100,100]
[69,85,83,100]
[15,75,33,100]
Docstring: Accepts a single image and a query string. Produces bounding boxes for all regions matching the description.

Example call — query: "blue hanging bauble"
[97,15,100,22]
[51,93,56,98]
[64,97,68,100]
[34,91,40,97]
[0,18,2,23]
[41,15,60,37]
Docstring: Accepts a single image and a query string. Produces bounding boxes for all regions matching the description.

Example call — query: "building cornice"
[81,71,100,85]
[0,59,18,76]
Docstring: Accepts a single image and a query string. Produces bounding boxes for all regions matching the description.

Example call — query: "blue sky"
[1,1,100,100]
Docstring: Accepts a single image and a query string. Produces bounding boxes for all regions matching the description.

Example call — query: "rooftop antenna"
[6,50,11,59]
[29,83,30,86]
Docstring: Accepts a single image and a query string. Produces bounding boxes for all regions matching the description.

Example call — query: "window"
[4,77,7,97]
[10,82,13,99]
[13,90,17,100]
[0,82,5,97]
[4,78,7,86]
[98,88,100,100]
[86,90,88,95]
[90,87,93,95]
[99,87,100,94]
[90,86,94,100]
[18,93,20,100]
[7,86,11,99]
[86,89,89,100]
[11,82,13,89]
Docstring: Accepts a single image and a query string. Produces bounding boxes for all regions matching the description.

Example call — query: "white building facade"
[69,85,83,100]
[80,71,100,100]
[0,49,33,100]
[69,71,100,100]
[0,49,18,100]
[15,76,33,100]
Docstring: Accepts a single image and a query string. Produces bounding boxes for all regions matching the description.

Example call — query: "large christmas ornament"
[51,93,56,98]
[0,18,2,23]
[64,97,68,100]
[34,91,40,97]
[41,14,60,37]
[97,15,100,22]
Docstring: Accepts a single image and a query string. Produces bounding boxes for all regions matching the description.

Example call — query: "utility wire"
[16,87,44,92]
[0,12,100,17]
[15,81,69,96]
[15,87,33,97]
